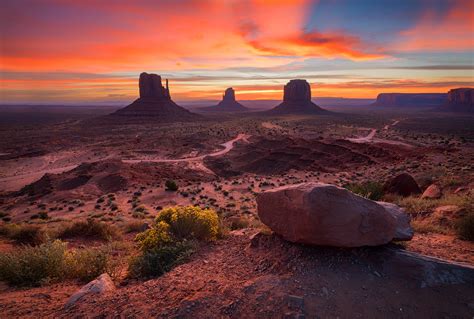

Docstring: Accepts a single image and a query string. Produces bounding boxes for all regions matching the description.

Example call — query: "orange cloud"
[0,0,386,74]
[396,0,474,52]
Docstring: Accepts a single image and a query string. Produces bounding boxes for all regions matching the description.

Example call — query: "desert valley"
[1,0,474,318]
[0,73,473,318]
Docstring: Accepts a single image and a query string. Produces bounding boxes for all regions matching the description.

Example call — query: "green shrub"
[456,213,474,241]
[0,240,67,286]
[2,224,48,246]
[387,193,473,215]
[128,242,194,279]
[135,221,172,252]
[0,240,117,287]
[123,221,146,233]
[228,216,249,230]
[65,247,109,282]
[58,219,121,241]
[38,211,49,220]
[345,181,384,201]
[165,180,179,191]
[129,206,219,279]
[155,206,219,241]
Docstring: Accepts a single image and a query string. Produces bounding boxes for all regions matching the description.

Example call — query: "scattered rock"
[65,274,115,309]
[454,186,467,194]
[422,184,442,199]
[257,183,413,247]
[432,205,467,226]
[384,173,421,197]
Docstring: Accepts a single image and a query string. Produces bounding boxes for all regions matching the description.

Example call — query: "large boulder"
[384,173,421,197]
[256,183,413,247]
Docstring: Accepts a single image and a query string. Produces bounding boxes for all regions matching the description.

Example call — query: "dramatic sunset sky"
[1,0,473,104]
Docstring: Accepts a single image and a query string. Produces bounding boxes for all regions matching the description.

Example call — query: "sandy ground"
[1,232,473,318]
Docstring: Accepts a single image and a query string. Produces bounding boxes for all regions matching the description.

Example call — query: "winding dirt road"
[0,134,251,191]
[346,120,412,147]
[123,133,250,164]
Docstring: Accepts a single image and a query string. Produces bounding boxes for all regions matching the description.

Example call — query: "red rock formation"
[268,79,328,114]
[283,79,311,102]
[222,87,236,102]
[113,73,199,120]
[257,183,413,247]
[139,72,170,99]
[446,88,474,112]
[200,87,249,112]
[373,93,447,108]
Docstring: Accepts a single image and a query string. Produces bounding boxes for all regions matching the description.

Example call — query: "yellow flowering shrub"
[135,221,172,252]
[156,206,219,241]
[134,206,219,252]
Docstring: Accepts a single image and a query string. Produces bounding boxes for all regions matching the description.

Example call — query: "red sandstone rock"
[268,79,327,114]
[422,184,442,199]
[256,183,413,247]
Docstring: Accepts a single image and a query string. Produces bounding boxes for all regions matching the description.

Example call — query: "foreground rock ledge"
[257,183,413,247]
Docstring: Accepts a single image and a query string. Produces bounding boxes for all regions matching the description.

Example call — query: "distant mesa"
[199,88,249,112]
[113,72,199,120]
[267,79,328,114]
[445,88,474,112]
[372,93,447,108]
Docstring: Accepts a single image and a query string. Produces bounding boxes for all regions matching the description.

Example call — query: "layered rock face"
[268,79,327,114]
[373,93,447,108]
[257,183,413,247]
[446,88,474,112]
[200,87,249,112]
[113,73,199,120]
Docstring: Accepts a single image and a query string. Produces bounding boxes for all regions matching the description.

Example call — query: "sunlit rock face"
[268,79,328,114]
[112,72,199,120]
[447,88,474,112]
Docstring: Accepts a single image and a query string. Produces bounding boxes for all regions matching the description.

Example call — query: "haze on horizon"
[0,0,473,105]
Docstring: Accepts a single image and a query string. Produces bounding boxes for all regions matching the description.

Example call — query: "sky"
[0,0,473,104]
